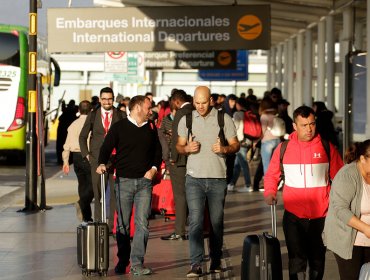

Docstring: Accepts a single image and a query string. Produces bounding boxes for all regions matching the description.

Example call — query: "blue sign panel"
[198,50,248,81]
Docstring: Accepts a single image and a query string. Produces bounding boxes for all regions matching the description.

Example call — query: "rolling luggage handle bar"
[271,202,277,238]
[100,172,107,224]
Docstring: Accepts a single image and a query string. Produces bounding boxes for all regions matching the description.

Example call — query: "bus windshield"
[0,32,20,66]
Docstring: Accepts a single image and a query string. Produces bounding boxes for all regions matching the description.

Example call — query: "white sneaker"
[227,184,235,192]
[237,186,253,193]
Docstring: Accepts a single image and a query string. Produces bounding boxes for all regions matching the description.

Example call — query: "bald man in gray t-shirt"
[176,86,239,277]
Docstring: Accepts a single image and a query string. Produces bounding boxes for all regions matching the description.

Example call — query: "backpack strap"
[217,109,228,146]
[89,108,98,136]
[185,112,193,140]
[321,138,331,184]
[279,140,289,183]
[218,109,225,129]
[186,109,227,145]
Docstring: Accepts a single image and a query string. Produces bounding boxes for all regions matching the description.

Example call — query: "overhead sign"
[105,52,145,83]
[144,51,237,69]
[47,5,270,52]
[199,50,248,81]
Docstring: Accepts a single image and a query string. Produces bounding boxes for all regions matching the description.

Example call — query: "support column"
[366,0,370,138]
[277,43,283,89]
[340,7,354,116]
[150,70,158,96]
[296,31,304,108]
[287,38,294,110]
[326,15,335,112]
[283,40,289,97]
[355,20,364,51]
[271,47,277,88]
[304,28,313,107]
[267,50,272,90]
[317,19,326,102]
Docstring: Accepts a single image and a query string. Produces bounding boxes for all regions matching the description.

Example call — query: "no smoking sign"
[105,51,128,73]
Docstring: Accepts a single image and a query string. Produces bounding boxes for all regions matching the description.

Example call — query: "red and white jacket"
[264,132,344,219]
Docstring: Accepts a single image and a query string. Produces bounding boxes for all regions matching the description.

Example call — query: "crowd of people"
[58,86,370,279]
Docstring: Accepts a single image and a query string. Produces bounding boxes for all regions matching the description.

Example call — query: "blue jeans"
[115,177,152,267]
[261,139,280,174]
[231,146,251,186]
[185,175,227,266]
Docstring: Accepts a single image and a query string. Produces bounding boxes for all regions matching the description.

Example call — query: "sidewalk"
[0,168,340,279]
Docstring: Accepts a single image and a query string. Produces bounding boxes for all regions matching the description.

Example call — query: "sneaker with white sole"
[186,264,202,278]
[130,265,152,276]
[227,184,235,192]
[237,186,253,193]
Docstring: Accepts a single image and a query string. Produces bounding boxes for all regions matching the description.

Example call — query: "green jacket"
[323,162,363,259]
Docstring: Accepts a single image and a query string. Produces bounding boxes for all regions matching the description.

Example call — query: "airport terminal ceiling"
[94,0,367,46]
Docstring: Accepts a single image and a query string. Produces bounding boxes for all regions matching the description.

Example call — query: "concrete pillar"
[326,15,335,112]
[340,7,354,116]
[296,31,304,108]
[317,19,326,102]
[355,20,364,51]
[283,40,289,97]
[277,43,283,90]
[287,38,294,110]
[267,50,272,90]
[271,47,277,88]
[366,0,370,138]
[304,28,313,107]
[150,70,158,96]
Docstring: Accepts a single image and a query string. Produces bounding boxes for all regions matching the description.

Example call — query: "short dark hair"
[237,97,248,109]
[145,92,153,97]
[228,94,237,101]
[293,106,315,122]
[79,100,92,115]
[171,89,187,102]
[100,87,114,97]
[270,87,282,99]
[128,95,148,111]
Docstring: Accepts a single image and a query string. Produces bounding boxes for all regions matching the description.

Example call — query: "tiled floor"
[0,143,340,279]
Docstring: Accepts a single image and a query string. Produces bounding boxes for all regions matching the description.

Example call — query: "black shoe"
[210,261,222,273]
[161,232,187,240]
[186,264,202,278]
[114,262,128,275]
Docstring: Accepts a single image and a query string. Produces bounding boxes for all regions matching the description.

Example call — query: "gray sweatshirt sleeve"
[329,165,359,225]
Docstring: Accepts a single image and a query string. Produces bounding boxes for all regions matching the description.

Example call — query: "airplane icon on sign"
[238,23,260,33]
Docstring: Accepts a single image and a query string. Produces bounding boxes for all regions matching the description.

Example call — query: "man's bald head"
[194,86,211,100]
[194,86,211,117]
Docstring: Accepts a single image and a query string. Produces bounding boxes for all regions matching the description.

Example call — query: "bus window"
[0,33,20,66]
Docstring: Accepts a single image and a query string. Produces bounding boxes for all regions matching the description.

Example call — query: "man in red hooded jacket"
[264,106,343,280]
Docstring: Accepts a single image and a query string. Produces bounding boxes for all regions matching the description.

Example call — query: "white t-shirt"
[354,179,370,247]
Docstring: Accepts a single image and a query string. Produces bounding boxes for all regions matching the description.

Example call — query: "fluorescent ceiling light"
[93,0,124,7]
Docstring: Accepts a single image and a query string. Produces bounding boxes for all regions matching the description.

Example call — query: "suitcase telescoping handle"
[271,203,277,238]
[100,172,107,223]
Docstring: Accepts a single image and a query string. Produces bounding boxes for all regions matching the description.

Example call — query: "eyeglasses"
[101,98,113,102]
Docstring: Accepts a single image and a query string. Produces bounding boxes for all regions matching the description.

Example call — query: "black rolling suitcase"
[77,173,109,276]
[241,204,283,280]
